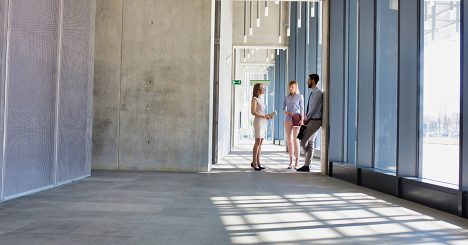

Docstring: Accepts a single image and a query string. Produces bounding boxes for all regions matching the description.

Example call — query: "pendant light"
[298,2,302,28]
[243,1,247,43]
[278,2,282,43]
[256,1,261,27]
[249,1,253,36]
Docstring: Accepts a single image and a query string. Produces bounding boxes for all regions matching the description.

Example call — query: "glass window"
[420,0,460,185]
[374,0,398,171]
[346,0,359,164]
[315,1,323,152]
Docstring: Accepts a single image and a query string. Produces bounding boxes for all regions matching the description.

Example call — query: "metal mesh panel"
[57,0,93,183]
[3,0,60,197]
[0,0,7,200]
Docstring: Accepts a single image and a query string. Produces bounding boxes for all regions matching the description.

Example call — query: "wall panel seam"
[54,0,65,186]
[117,0,125,170]
[1,0,11,201]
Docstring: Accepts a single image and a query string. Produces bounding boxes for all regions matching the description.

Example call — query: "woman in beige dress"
[251,83,271,170]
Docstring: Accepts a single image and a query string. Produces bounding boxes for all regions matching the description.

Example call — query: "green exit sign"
[232,80,242,85]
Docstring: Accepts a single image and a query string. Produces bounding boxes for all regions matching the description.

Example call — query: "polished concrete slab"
[1,143,468,244]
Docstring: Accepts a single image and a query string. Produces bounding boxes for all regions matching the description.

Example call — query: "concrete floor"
[1,143,468,244]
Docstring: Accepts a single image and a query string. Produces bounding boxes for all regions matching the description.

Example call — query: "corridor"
[0,144,468,244]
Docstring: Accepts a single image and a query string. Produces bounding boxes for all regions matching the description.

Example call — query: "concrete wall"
[92,0,122,170]
[93,0,214,172]
[217,0,233,160]
[0,0,95,200]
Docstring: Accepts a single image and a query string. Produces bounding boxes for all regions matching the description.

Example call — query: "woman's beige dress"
[252,97,266,139]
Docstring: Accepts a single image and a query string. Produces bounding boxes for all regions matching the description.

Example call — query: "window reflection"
[420,0,460,185]
[374,0,398,172]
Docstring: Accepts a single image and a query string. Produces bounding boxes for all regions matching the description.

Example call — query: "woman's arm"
[251,98,268,118]
[300,95,305,122]
[283,96,292,116]
[282,96,287,113]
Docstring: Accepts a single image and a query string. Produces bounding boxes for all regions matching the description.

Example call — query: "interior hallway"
[0,144,468,244]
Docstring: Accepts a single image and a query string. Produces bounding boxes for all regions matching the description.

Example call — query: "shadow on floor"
[0,144,467,244]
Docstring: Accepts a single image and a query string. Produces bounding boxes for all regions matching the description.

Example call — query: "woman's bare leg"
[292,126,300,167]
[284,121,293,166]
[257,138,264,167]
[252,138,262,168]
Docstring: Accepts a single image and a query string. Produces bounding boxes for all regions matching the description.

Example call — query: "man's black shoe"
[296,166,310,172]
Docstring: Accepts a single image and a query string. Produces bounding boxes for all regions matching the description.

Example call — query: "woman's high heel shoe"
[257,163,265,169]
[251,162,262,171]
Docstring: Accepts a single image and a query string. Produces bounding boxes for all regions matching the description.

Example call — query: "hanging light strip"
[249,1,253,36]
[265,1,269,16]
[278,2,282,43]
[243,49,246,62]
[298,1,302,28]
[311,1,316,18]
[266,49,269,62]
[256,1,260,27]
[287,1,291,36]
[307,2,310,44]
[244,1,247,43]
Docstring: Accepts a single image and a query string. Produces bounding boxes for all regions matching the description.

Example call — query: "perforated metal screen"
[4,0,60,197]
[57,0,93,183]
[0,0,94,199]
[0,0,7,197]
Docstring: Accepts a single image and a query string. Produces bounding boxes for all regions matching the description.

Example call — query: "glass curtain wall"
[374,0,399,171]
[346,0,359,164]
[314,1,323,152]
[420,0,460,185]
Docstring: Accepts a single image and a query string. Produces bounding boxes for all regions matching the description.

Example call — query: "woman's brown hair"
[252,83,262,98]
[288,80,300,95]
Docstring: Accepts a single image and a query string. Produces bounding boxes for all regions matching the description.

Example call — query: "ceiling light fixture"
[278,2,282,43]
[287,2,291,36]
[389,0,398,11]
[298,2,302,28]
[249,1,253,36]
[256,1,261,27]
[244,1,247,43]
[311,1,315,18]
[265,1,269,17]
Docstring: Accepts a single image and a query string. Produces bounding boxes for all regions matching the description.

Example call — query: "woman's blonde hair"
[252,83,262,98]
[288,80,300,95]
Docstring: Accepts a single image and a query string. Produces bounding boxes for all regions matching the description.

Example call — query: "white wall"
[217,0,234,160]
